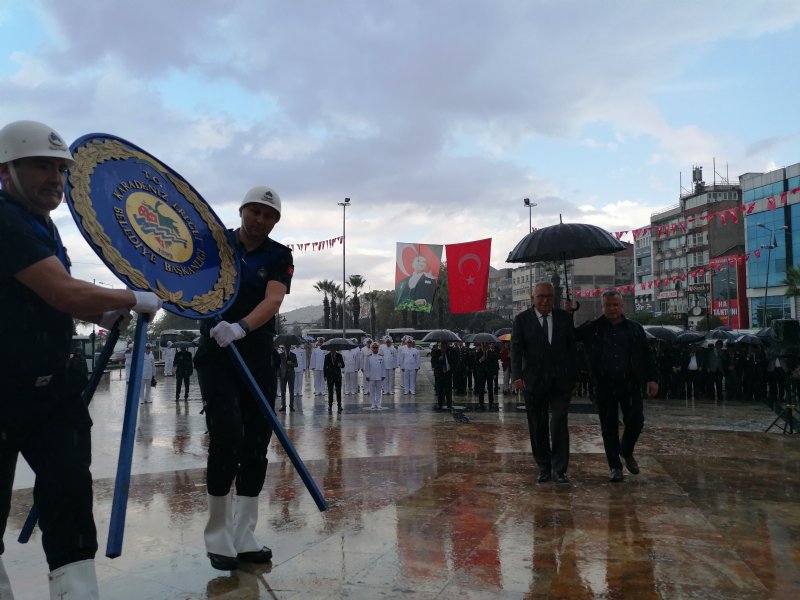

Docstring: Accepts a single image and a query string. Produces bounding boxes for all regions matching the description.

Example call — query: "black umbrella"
[172,341,196,349]
[421,329,462,343]
[471,332,499,344]
[506,217,626,298]
[732,333,763,346]
[321,338,357,351]
[275,333,305,347]
[493,327,512,337]
[706,329,737,342]
[462,333,476,343]
[676,331,706,344]
[643,326,678,342]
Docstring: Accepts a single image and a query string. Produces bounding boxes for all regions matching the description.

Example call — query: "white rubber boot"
[232,495,272,563]
[0,556,15,600]
[47,559,98,600]
[204,493,238,570]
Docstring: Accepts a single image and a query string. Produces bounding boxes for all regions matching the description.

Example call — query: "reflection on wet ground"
[6,366,800,598]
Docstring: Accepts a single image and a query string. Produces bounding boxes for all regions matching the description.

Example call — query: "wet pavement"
[5,365,800,599]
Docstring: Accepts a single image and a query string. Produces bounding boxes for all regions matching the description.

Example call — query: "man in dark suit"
[574,290,658,482]
[430,341,459,410]
[512,281,577,484]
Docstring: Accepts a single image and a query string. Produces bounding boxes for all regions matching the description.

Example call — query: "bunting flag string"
[612,187,800,242]
[286,236,344,253]
[572,249,766,299]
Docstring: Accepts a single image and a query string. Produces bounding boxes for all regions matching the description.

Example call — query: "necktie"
[542,315,550,344]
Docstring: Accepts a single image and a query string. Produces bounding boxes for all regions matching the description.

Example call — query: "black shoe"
[537,470,552,483]
[208,552,239,571]
[337,404,342,412]
[477,404,486,411]
[553,472,570,484]
[290,406,295,412]
[279,406,286,412]
[621,454,640,475]
[237,546,272,564]
[610,468,624,482]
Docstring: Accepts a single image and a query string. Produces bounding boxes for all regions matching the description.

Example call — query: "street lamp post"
[523,198,537,301]
[758,223,788,328]
[338,197,351,339]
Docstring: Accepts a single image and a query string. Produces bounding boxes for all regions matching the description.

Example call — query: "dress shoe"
[208,552,239,571]
[237,546,272,564]
[621,454,640,475]
[553,472,570,484]
[609,468,624,482]
[279,406,286,412]
[537,470,552,483]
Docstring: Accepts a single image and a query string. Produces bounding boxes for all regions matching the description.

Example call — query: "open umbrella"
[421,329,462,343]
[321,338,357,351]
[494,327,512,337]
[498,333,511,341]
[732,333,763,346]
[706,328,737,342]
[471,332,499,344]
[462,333,476,343]
[643,326,678,343]
[676,331,706,344]
[171,341,196,349]
[506,216,626,299]
[275,333,305,347]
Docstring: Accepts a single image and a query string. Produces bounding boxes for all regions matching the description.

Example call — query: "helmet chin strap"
[6,161,34,207]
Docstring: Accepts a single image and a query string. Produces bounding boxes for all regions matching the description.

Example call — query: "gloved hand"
[132,291,162,314]
[210,321,246,348]
[99,309,133,331]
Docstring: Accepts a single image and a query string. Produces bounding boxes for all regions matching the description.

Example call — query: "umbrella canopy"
[471,333,499,344]
[274,333,305,347]
[321,338,357,351]
[676,331,706,344]
[706,328,737,342]
[493,327,512,337]
[506,219,626,298]
[498,333,512,341]
[461,333,476,343]
[643,326,678,342]
[421,329,462,343]
[172,341,196,349]
[732,333,763,346]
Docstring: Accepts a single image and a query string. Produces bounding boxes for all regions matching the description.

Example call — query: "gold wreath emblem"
[67,138,236,314]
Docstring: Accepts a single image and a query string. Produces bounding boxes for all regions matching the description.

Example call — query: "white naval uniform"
[140,351,156,403]
[400,346,421,394]
[342,348,358,394]
[310,346,327,395]
[162,345,176,376]
[291,346,306,396]
[364,353,385,408]
[378,343,397,394]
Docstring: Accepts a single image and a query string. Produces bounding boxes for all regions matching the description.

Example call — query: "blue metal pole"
[105,314,149,558]
[225,343,329,512]
[18,325,122,544]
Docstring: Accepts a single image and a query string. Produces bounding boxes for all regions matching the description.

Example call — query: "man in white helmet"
[193,185,293,571]
[0,120,162,599]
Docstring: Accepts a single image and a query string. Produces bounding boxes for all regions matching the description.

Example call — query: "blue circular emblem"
[65,134,239,318]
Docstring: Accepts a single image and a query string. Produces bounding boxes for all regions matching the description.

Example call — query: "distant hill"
[281,304,323,325]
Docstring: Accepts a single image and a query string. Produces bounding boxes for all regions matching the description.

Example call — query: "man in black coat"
[323,349,345,412]
[174,347,194,401]
[430,341,459,410]
[512,282,577,484]
[574,290,658,482]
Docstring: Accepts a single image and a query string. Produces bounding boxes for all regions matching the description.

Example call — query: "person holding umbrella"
[512,282,577,483]
[323,348,345,412]
[474,342,500,411]
[174,344,194,401]
[573,290,658,482]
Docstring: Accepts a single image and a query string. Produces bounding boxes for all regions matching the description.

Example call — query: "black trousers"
[475,373,496,405]
[280,370,295,407]
[0,377,97,571]
[435,371,453,407]
[524,382,571,475]
[595,377,644,470]
[195,343,275,497]
[327,376,342,407]
[175,371,191,399]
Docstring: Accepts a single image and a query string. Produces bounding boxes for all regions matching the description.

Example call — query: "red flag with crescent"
[445,238,492,314]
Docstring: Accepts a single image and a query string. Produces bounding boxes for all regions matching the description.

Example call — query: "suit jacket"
[511,308,577,394]
[323,352,345,380]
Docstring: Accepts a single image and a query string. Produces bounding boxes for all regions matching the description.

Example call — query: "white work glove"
[99,309,133,331]
[210,321,246,348]
[132,291,162,314]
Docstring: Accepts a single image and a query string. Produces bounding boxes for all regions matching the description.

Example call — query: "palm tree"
[362,291,379,337]
[330,283,343,330]
[347,274,366,329]
[784,266,800,299]
[314,279,335,328]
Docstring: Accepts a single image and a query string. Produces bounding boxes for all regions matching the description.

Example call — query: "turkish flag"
[445,238,491,314]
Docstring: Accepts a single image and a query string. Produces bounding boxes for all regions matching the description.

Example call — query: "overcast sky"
[3,1,800,312]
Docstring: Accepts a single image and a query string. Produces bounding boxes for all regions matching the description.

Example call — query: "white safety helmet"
[0,120,74,166]
[240,186,281,218]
